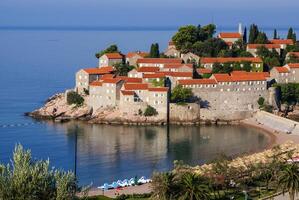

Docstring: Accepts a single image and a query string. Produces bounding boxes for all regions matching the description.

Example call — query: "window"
[160,94,164,97]
[227,88,230,92]
[107,89,109,93]
[79,75,82,80]
[155,93,158,97]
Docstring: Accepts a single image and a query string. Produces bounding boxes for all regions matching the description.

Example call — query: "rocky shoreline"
[27,93,242,126]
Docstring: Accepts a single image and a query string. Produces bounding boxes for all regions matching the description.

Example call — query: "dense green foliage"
[151,78,164,87]
[275,83,299,104]
[113,63,134,76]
[144,105,158,117]
[172,24,218,54]
[243,27,247,43]
[171,85,193,104]
[95,45,119,59]
[192,38,228,57]
[256,46,281,70]
[149,43,160,58]
[211,61,251,74]
[258,97,265,107]
[67,91,84,106]
[0,144,77,200]
[248,24,269,44]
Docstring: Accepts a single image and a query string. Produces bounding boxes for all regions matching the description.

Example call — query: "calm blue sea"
[0,26,292,186]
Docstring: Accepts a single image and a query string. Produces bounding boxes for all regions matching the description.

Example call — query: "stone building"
[164,41,180,58]
[128,67,160,78]
[217,32,242,43]
[126,51,148,66]
[99,53,123,67]
[180,52,200,65]
[200,57,264,72]
[269,39,294,49]
[246,44,281,57]
[136,58,182,68]
[75,66,114,94]
[161,63,193,72]
[270,63,299,84]
[178,71,269,111]
[120,83,168,115]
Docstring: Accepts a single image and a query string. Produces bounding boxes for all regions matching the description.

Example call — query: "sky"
[0,0,299,28]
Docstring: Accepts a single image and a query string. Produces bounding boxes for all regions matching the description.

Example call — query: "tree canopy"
[95,44,119,59]
[113,63,134,76]
[149,43,160,58]
[171,85,193,104]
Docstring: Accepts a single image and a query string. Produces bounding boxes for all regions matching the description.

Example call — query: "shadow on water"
[42,120,270,186]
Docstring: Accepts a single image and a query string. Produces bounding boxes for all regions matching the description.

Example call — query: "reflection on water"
[53,121,269,186]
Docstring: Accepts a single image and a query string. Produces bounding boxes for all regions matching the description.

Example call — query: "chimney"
[238,23,243,35]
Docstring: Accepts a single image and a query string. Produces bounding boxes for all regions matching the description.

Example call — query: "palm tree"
[177,172,210,200]
[150,172,178,200]
[278,164,299,200]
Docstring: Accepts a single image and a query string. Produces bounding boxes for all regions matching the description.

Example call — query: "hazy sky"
[0,0,298,28]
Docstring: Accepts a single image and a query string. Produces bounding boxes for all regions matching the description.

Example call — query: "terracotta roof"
[137,67,160,73]
[178,79,217,85]
[159,71,193,77]
[163,63,193,69]
[104,53,123,59]
[213,73,266,82]
[270,39,294,45]
[212,74,233,82]
[274,67,289,73]
[117,76,143,83]
[287,63,299,68]
[201,57,262,63]
[121,90,135,96]
[102,78,122,84]
[219,32,242,38]
[101,74,115,79]
[136,58,182,64]
[90,81,103,86]
[124,83,148,90]
[83,66,114,74]
[230,71,270,77]
[288,52,299,57]
[143,73,165,78]
[127,52,148,58]
[148,87,168,92]
[247,44,281,49]
[197,68,212,74]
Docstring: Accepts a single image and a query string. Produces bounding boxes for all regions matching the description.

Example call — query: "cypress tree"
[149,43,160,58]
[293,32,297,43]
[287,27,294,39]
[249,24,259,44]
[243,27,247,43]
[273,29,277,39]
[155,43,160,58]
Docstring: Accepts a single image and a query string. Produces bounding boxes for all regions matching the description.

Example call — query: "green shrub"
[67,91,84,106]
[257,97,265,107]
[0,144,77,200]
[171,85,193,104]
[144,105,158,116]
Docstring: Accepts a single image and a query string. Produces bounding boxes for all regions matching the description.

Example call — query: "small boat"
[121,179,129,187]
[98,183,111,190]
[138,176,147,184]
[128,178,135,186]
[109,181,119,189]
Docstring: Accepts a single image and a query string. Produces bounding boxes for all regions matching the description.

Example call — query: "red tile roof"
[90,81,103,86]
[136,58,182,64]
[102,78,122,84]
[137,67,160,73]
[219,32,242,38]
[159,71,193,77]
[274,67,289,73]
[230,71,270,77]
[83,66,114,74]
[270,39,294,45]
[101,74,115,79]
[288,52,299,57]
[143,73,165,78]
[247,44,281,49]
[287,63,299,68]
[163,63,193,69]
[124,83,149,90]
[178,79,217,85]
[117,76,143,83]
[197,68,212,74]
[105,53,123,59]
[127,52,148,58]
[201,57,262,63]
[213,73,266,82]
[121,90,135,96]
[148,87,168,92]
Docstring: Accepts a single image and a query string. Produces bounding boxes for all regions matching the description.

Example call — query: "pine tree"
[249,24,259,44]
[243,27,247,43]
[273,29,277,39]
[149,43,160,58]
[287,27,294,39]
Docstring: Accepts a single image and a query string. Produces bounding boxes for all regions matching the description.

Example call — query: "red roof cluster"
[274,67,289,73]
[270,39,294,45]
[121,90,135,96]
[136,58,182,64]
[213,72,267,82]
[143,73,165,78]
[218,32,242,38]
[105,53,123,59]
[201,57,262,63]
[137,67,160,73]
[163,63,193,69]
[124,83,149,90]
[247,44,281,49]
[287,63,299,68]
[83,66,114,74]
[127,51,148,58]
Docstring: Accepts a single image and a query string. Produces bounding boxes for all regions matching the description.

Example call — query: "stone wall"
[200,109,254,122]
[169,103,200,122]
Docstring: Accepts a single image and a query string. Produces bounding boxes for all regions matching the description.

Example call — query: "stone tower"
[238,23,242,35]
